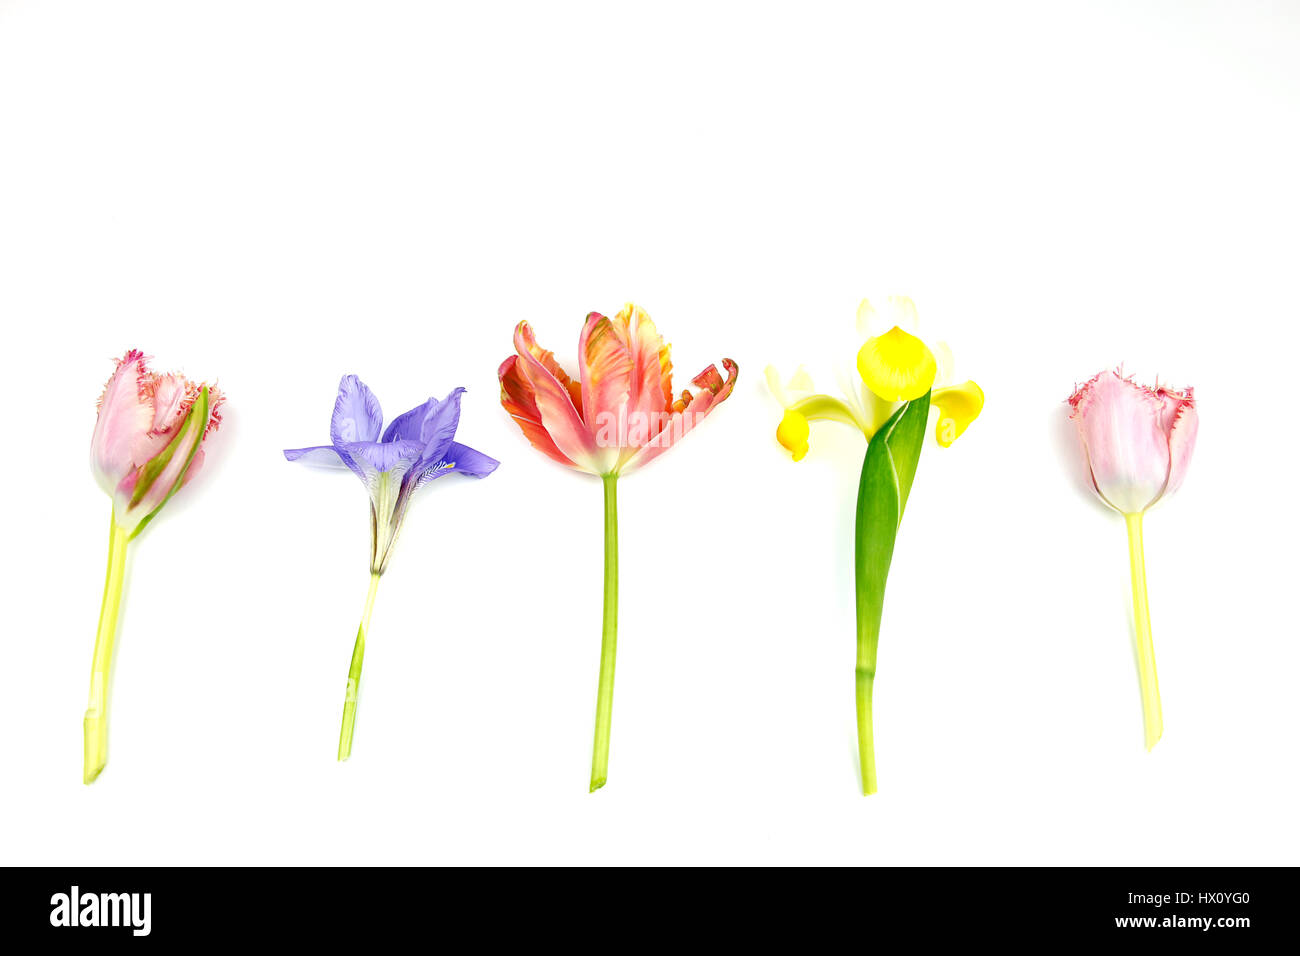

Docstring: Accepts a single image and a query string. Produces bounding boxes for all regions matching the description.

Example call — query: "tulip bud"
[1068,369,1197,514]
[90,350,223,537]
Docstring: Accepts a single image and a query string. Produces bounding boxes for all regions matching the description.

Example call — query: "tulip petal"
[1068,370,1171,514]
[856,326,938,402]
[499,355,576,468]
[617,303,674,421]
[517,321,582,410]
[147,373,193,434]
[581,306,681,462]
[1158,386,1197,499]
[331,374,384,445]
[91,350,159,495]
[579,310,633,427]
[114,387,211,537]
[514,321,604,473]
[931,381,984,447]
[619,358,738,473]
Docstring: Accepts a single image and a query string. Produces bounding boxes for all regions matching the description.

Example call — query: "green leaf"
[854,391,930,678]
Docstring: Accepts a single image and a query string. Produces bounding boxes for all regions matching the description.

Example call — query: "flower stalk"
[1125,513,1162,751]
[590,473,619,792]
[83,514,129,784]
[854,668,877,796]
[338,572,381,761]
[854,449,880,796]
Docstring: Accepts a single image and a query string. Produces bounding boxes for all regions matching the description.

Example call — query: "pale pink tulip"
[1067,368,1197,515]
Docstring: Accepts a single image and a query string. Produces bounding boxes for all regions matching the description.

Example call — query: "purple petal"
[412,441,499,488]
[443,441,499,478]
[331,375,384,445]
[418,388,465,465]
[284,445,352,469]
[339,439,424,473]
[382,397,437,443]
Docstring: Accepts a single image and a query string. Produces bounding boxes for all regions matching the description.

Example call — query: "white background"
[1,0,1297,865]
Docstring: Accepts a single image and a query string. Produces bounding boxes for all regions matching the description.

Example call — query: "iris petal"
[331,375,384,445]
[856,326,938,402]
[931,381,985,447]
[339,440,425,473]
[441,441,500,478]
[283,445,352,469]
[382,397,437,443]
[776,410,810,461]
[416,388,465,466]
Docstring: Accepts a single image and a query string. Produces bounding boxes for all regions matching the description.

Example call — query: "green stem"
[1125,513,1162,751]
[854,452,878,796]
[84,513,129,784]
[338,572,380,761]
[855,668,876,795]
[589,473,619,792]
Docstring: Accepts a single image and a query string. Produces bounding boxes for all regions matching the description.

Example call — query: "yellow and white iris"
[766,296,984,460]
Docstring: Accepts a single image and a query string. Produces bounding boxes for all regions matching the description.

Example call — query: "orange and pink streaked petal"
[619,358,738,473]
[499,354,576,468]
[513,322,606,473]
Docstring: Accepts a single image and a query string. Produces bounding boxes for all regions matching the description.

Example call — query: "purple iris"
[285,374,499,574]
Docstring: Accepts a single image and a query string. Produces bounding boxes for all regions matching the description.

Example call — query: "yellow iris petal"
[776,409,810,461]
[931,380,984,447]
[856,326,937,402]
[790,394,861,429]
[774,394,865,461]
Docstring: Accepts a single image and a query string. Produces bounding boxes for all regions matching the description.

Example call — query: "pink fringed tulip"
[92,349,225,536]
[1067,368,1198,751]
[83,350,225,783]
[499,304,737,791]
[1068,369,1197,515]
